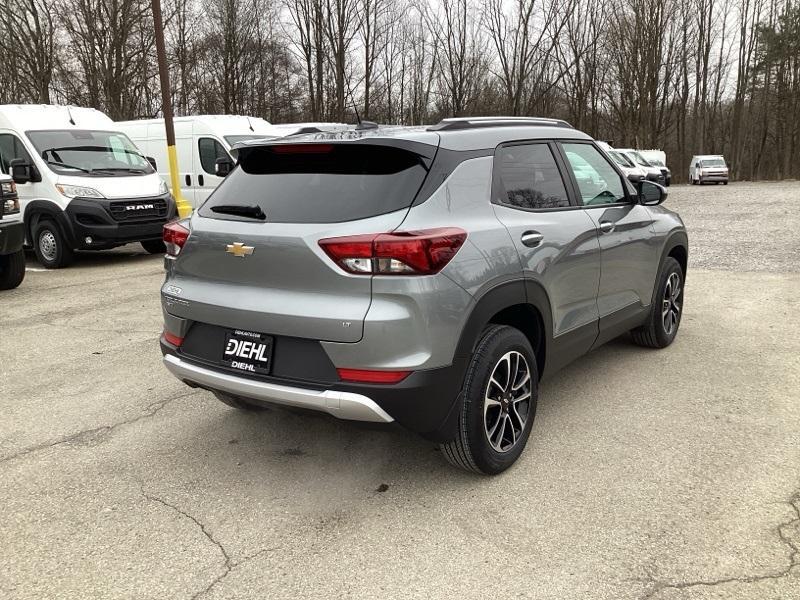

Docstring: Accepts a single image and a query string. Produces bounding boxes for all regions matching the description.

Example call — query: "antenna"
[66,106,76,126]
[344,78,362,126]
[246,116,254,132]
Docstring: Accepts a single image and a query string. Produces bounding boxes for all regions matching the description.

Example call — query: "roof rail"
[428,116,574,132]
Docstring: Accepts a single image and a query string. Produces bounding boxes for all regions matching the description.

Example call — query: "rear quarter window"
[199,144,428,223]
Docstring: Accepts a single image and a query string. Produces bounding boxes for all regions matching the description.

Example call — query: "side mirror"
[9,158,31,184]
[146,156,157,170]
[639,180,667,205]
[215,157,234,177]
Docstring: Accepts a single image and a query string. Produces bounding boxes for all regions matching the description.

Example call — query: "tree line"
[1,0,798,181]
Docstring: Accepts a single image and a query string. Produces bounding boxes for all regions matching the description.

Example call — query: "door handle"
[185,174,191,187]
[521,231,544,247]
[198,174,204,187]
[599,220,615,233]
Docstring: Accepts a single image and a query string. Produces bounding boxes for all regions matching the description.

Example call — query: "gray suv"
[160,117,687,474]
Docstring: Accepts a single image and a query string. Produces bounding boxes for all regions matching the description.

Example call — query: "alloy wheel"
[662,272,682,335]
[483,351,531,453]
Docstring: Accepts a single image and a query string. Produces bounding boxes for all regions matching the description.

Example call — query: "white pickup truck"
[0,172,25,289]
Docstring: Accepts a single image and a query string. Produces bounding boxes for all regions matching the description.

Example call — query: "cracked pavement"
[1,182,799,599]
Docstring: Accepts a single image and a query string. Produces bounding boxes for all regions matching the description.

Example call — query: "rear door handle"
[521,231,544,247]
[185,174,191,187]
[599,221,615,233]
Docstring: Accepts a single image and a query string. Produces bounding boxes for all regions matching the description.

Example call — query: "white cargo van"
[689,155,729,185]
[0,104,175,268]
[116,115,279,207]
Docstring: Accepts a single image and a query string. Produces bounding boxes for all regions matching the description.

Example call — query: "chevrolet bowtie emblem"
[226,242,255,257]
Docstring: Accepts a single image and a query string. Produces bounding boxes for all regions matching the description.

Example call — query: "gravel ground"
[666,181,800,272]
[1,181,798,599]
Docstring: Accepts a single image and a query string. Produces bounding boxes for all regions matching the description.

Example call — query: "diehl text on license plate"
[222,330,273,375]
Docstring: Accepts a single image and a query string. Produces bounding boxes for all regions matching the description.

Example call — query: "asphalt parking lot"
[2,181,799,600]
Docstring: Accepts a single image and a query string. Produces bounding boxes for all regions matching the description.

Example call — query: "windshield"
[224,134,277,145]
[646,157,665,167]
[610,151,635,168]
[630,151,652,167]
[701,158,726,167]
[26,130,154,176]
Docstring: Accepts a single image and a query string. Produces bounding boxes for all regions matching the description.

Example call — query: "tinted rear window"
[199,144,428,223]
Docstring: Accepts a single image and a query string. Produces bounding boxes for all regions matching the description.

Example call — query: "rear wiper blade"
[211,204,266,220]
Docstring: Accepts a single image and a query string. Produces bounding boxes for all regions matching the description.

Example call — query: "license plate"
[222,330,273,375]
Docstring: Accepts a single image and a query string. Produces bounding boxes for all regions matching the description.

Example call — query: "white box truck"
[0,104,175,268]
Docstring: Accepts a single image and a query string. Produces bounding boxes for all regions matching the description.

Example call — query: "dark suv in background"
[0,173,25,289]
[159,117,688,474]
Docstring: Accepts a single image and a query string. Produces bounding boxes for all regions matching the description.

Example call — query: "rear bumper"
[0,221,25,255]
[160,339,466,441]
[163,353,394,423]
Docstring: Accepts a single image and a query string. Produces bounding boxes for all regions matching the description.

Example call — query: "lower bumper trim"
[163,354,394,423]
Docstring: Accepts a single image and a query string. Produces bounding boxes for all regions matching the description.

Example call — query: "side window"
[496,143,570,210]
[198,138,229,175]
[0,134,35,174]
[563,143,627,206]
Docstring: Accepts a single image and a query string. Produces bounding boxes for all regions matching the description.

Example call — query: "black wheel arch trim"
[655,229,689,302]
[24,200,75,247]
[454,278,554,375]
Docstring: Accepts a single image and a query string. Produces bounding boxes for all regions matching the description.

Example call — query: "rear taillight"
[337,368,411,384]
[163,219,190,257]
[319,228,467,275]
[162,331,184,347]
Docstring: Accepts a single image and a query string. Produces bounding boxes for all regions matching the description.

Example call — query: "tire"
[631,257,684,349]
[0,249,26,290]
[212,391,266,411]
[33,220,74,269]
[723,181,728,185]
[691,178,697,185]
[441,325,538,475]
[141,239,166,255]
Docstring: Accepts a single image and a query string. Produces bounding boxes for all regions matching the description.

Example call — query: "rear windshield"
[200,144,428,223]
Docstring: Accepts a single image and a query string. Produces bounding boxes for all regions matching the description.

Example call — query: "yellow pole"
[152,0,192,218]
[167,145,191,217]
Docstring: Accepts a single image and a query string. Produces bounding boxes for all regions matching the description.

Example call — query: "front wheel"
[441,325,538,475]
[33,220,74,269]
[0,249,26,289]
[631,257,684,348]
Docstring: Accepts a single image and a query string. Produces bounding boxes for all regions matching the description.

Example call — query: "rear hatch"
[165,134,439,343]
